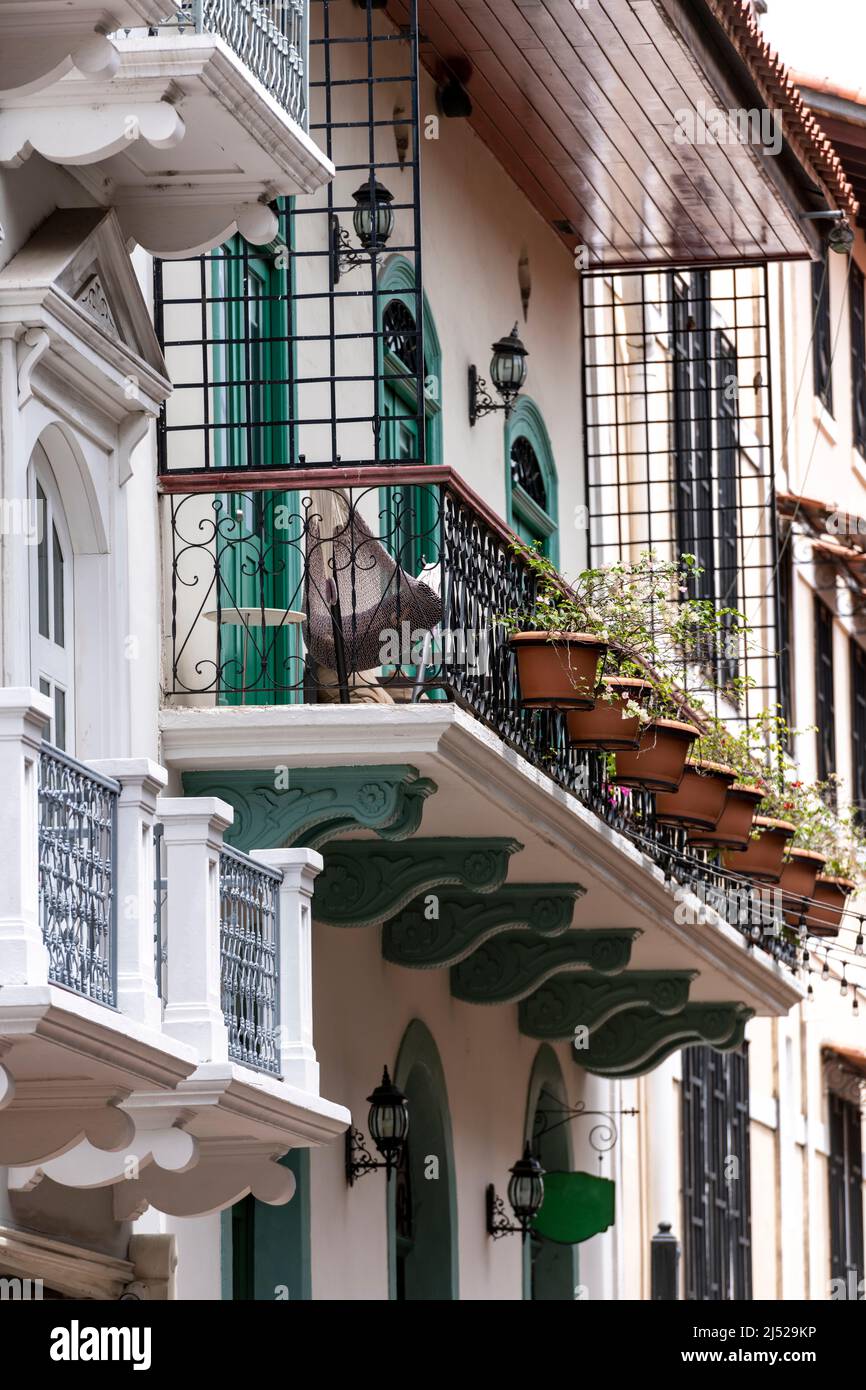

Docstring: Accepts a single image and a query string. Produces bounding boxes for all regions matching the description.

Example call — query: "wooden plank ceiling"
[389,0,822,268]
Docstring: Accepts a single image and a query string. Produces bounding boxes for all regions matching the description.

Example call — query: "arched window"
[505,398,559,565]
[388,1020,458,1300]
[523,1046,578,1300]
[378,256,441,576]
[29,445,74,750]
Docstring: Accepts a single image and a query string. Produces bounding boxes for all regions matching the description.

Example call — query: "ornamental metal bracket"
[345,1126,392,1186]
[330,215,376,284]
[532,1090,639,1157]
[486,1184,527,1240]
[468,365,513,425]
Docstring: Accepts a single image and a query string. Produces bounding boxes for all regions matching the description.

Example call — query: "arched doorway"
[524,1046,578,1300]
[388,1020,458,1300]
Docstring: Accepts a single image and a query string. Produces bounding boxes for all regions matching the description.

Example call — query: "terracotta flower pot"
[805,875,857,939]
[688,783,764,851]
[722,815,796,883]
[655,762,737,831]
[510,631,607,710]
[611,718,699,793]
[565,677,653,751]
[779,848,828,928]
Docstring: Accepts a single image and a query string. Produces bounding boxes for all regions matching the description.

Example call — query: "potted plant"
[611,699,701,794]
[722,770,798,882]
[775,783,833,927]
[686,720,766,851]
[505,544,609,709]
[804,801,863,938]
[655,758,737,831]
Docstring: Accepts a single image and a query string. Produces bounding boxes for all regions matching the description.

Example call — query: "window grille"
[681,1045,752,1301]
[828,1090,864,1296]
[582,264,779,726]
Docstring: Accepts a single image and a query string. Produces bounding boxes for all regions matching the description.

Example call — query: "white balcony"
[0,688,348,1221]
[0,2,333,257]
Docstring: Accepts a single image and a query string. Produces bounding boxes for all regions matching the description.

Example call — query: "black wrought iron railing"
[219,844,281,1073]
[38,744,119,1006]
[153,820,168,1002]
[162,466,797,966]
[137,1,308,127]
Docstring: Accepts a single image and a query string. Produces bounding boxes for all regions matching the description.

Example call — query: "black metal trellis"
[581,264,780,732]
[155,0,424,476]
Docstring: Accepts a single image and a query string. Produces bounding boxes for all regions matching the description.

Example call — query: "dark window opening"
[510,435,547,510]
[851,263,866,457]
[672,271,716,609]
[716,331,740,686]
[829,1091,864,1296]
[682,1045,752,1301]
[812,254,833,414]
[852,640,866,824]
[777,531,794,737]
[815,596,836,786]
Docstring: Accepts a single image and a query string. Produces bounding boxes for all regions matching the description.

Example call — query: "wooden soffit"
[389,0,856,268]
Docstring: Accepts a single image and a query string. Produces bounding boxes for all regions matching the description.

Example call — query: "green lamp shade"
[531,1171,615,1245]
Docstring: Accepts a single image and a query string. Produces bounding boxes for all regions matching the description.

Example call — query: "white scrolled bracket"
[0,1100,135,1167]
[113,1145,296,1220]
[0,101,185,170]
[17,328,50,408]
[8,1124,198,1194]
[235,201,280,247]
[117,409,153,487]
[72,33,121,84]
[0,31,119,100]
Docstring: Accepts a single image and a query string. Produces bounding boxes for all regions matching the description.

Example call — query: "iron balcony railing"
[162,465,795,968]
[153,820,168,1002]
[219,844,282,1073]
[38,744,119,1006]
[147,1,308,127]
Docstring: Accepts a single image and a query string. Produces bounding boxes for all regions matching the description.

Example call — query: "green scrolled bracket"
[315,838,523,928]
[574,1003,754,1078]
[519,970,696,1040]
[450,929,640,1005]
[382,884,585,969]
[182,766,436,852]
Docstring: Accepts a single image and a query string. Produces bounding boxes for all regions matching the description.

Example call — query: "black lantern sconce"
[468,323,529,425]
[345,1066,409,1185]
[486,1143,545,1241]
[799,208,855,255]
[330,177,395,283]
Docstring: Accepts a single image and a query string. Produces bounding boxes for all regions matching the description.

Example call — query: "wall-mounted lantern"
[330,178,395,283]
[486,1143,545,1240]
[345,1066,409,1185]
[468,323,529,425]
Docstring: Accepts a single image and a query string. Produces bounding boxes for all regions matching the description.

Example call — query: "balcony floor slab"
[160,701,805,1017]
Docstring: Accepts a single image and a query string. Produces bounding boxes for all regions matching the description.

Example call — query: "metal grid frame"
[581,262,781,731]
[154,0,424,478]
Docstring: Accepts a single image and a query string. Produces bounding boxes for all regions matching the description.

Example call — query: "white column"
[90,757,167,1030]
[0,687,51,984]
[158,797,234,1063]
[250,847,322,1092]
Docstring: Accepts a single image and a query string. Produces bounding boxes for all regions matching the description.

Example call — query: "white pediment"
[0,206,170,416]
